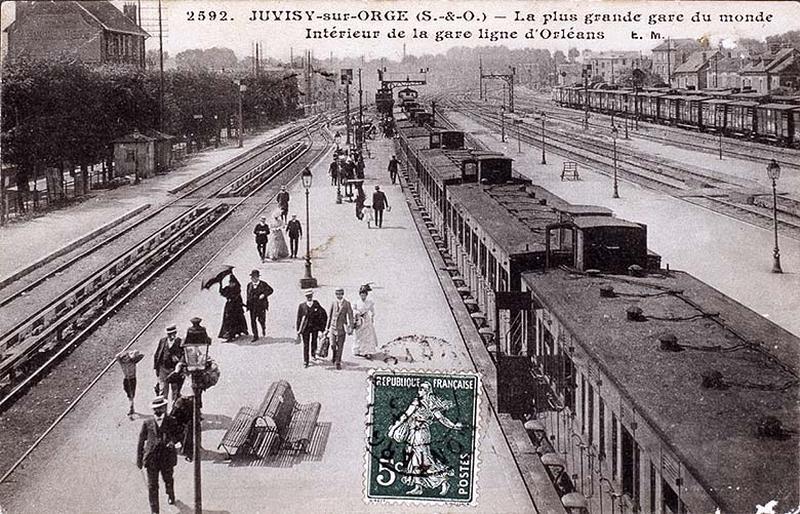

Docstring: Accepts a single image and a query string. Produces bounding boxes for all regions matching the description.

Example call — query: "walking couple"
[295,285,380,370]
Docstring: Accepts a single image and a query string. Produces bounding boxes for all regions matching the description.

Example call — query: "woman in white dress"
[265,216,289,260]
[352,284,379,357]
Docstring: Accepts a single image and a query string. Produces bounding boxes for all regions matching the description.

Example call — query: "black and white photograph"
[0,1,798,512]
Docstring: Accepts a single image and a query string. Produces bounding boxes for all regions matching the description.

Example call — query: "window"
[599,400,605,459]
[580,374,586,434]
[588,383,594,446]
[621,424,640,507]
[499,266,509,292]
[479,242,487,277]
[471,230,479,265]
[612,413,618,480]
[622,59,627,66]
[488,253,497,290]
[126,150,135,162]
[650,461,657,513]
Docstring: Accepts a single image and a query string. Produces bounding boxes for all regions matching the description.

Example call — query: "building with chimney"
[671,50,722,90]
[740,48,800,94]
[582,50,644,85]
[651,38,704,84]
[4,1,149,68]
[705,52,745,90]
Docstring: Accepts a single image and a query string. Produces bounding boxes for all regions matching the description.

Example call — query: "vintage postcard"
[0,1,798,513]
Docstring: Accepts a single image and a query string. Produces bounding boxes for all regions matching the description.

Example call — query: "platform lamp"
[611,124,620,199]
[182,317,211,514]
[766,159,783,273]
[300,166,318,288]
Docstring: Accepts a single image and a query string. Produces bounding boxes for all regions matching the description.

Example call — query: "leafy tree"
[568,47,580,63]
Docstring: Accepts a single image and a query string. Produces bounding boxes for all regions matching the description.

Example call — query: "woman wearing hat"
[218,271,248,341]
[352,284,379,358]
[265,215,290,261]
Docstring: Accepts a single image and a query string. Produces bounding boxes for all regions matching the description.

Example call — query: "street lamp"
[766,159,782,273]
[300,166,318,288]
[181,317,211,514]
[611,124,620,198]
[541,112,547,165]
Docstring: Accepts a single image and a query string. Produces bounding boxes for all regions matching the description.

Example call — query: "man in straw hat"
[137,396,179,513]
[153,325,184,405]
[326,287,354,370]
[296,289,328,368]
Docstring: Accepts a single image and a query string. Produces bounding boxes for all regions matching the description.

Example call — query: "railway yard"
[0,83,798,514]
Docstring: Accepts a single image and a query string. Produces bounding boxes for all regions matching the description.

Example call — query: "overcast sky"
[1,0,797,61]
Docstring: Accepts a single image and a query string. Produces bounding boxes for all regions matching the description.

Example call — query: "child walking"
[116,349,144,416]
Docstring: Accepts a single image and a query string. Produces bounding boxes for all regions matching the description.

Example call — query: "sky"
[1,0,798,62]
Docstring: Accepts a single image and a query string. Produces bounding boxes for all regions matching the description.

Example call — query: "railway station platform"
[448,110,800,338]
[0,126,287,283]
[0,137,535,512]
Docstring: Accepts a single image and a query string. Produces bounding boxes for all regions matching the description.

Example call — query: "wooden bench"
[561,161,579,181]
[218,380,321,459]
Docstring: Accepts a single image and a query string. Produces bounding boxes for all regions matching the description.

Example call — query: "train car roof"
[757,103,800,111]
[448,183,564,255]
[558,204,613,217]
[523,268,799,514]
[702,98,732,105]
[728,100,761,107]
[571,216,641,229]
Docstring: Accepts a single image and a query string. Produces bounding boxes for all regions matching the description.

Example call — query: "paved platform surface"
[0,127,285,281]
[0,137,534,513]
[450,110,800,338]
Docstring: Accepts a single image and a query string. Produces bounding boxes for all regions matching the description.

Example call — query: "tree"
[734,38,766,58]
[568,47,580,63]
[766,31,800,51]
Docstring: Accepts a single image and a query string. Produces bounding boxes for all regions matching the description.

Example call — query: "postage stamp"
[365,369,481,504]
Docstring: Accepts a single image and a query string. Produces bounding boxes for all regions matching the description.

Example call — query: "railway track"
[0,117,327,412]
[443,98,800,241]
[503,89,800,172]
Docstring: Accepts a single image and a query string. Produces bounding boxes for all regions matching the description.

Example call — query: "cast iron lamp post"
[541,112,547,165]
[181,317,211,514]
[767,159,782,273]
[300,166,318,288]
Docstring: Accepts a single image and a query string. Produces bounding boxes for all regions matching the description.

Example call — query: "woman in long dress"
[218,273,248,340]
[265,216,289,260]
[352,284,379,357]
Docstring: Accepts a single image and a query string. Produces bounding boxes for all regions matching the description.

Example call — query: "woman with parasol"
[205,267,248,341]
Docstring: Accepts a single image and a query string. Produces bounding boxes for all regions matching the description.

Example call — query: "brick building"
[705,53,745,90]
[671,50,721,90]
[651,38,704,84]
[740,48,800,94]
[4,1,149,68]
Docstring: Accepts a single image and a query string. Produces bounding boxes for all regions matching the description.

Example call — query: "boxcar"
[684,96,710,128]
[658,95,683,124]
[639,91,665,120]
[727,100,759,136]
[755,103,799,146]
[701,99,730,132]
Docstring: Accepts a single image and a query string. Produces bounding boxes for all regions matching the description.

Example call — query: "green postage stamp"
[365,370,481,504]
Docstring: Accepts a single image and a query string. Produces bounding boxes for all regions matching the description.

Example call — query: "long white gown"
[265,223,289,260]
[352,298,379,356]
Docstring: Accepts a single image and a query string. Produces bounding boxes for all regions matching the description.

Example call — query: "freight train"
[552,85,800,147]
[393,102,799,514]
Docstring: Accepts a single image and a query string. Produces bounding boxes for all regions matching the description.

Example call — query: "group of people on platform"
[327,146,396,229]
[253,185,303,262]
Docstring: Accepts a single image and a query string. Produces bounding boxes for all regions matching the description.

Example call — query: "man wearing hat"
[276,185,290,225]
[372,185,389,228]
[153,325,184,404]
[326,288,354,370]
[286,214,302,259]
[137,396,179,513]
[296,290,328,367]
[253,216,271,262]
[245,269,273,342]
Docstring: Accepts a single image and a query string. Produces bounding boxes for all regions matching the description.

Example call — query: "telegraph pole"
[157,0,164,132]
[358,68,363,150]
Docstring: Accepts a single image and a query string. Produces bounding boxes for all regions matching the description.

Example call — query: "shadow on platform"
[224,335,296,347]
[230,422,331,468]
[173,499,230,514]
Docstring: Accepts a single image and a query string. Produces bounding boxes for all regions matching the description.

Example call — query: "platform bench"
[561,161,579,181]
[252,380,321,455]
[217,406,257,458]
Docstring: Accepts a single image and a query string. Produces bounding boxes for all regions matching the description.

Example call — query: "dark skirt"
[219,285,248,339]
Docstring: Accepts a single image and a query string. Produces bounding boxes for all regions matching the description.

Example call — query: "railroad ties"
[217,141,310,197]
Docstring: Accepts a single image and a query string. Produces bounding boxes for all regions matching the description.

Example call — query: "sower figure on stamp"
[388,155,399,185]
[137,396,179,514]
[246,269,273,342]
[253,216,270,262]
[388,382,463,496]
[326,287,354,370]
[153,325,184,405]
[286,214,302,259]
[296,289,328,368]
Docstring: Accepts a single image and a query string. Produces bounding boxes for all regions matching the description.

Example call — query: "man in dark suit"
[372,185,389,228]
[137,396,179,514]
[388,155,399,184]
[253,216,270,262]
[286,214,302,258]
[153,325,184,405]
[276,185,290,224]
[326,287,354,370]
[296,289,328,367]
[245,269,273,341]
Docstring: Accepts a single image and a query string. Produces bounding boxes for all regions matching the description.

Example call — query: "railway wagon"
[638,91,665,120]
[727,100,759,136]
[755,103,799,146]
[397,87,418,104]
[701,98,730,132]
[658,95,682,124]
[793,109,800,147]
[682,95,710,127]
[567,86,584,108]
[375,88,394,116]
